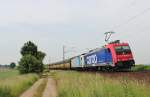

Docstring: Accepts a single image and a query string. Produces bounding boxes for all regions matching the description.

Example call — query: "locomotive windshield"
[115,46,131,55]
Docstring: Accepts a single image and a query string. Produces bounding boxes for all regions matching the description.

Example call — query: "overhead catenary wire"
[104,5,150,43]
[111,7,150,30]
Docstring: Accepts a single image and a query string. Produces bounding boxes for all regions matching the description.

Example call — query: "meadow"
[51,70,150,97]
[0,70,19,79]
[0,70,39,97]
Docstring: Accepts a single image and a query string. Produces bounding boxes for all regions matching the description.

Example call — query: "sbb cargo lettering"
[86,54,97,64]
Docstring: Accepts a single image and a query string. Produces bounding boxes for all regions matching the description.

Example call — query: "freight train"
[49,40,135,71]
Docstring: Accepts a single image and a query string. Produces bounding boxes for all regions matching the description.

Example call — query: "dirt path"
[20,78,44,97]
[42,78,58,97]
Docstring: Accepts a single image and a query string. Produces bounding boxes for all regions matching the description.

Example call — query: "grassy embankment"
[132,65,150,71]
[51,70,150,97]
[0,70,39,97]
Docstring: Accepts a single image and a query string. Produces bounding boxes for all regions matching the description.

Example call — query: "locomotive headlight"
[118,59,120,61]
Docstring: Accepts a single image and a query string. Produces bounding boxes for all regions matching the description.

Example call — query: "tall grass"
[0,73,38,97]
[51,71,150,97]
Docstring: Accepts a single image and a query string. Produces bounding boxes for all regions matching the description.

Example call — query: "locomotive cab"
[106,40,135,69]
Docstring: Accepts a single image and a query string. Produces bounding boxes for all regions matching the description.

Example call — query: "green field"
[51,70,150,97]
[0,70,39,97]
[0,70,19,79]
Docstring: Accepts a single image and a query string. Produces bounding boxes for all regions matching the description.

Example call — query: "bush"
[131,65,150,71]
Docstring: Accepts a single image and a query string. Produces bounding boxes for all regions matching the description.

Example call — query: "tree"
[21,41,38,57]
[18,55,41,73]
[10,62,16,69]
[18,41,46,74]
[37,51,46,61]
[36,51,46,72]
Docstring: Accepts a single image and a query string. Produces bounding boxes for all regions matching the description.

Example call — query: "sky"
[0,0,150,64]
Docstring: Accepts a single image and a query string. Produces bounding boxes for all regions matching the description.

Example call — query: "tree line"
[0,62,16,69]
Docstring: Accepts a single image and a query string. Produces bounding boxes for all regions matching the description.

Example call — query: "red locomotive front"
[106,40,135,69]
